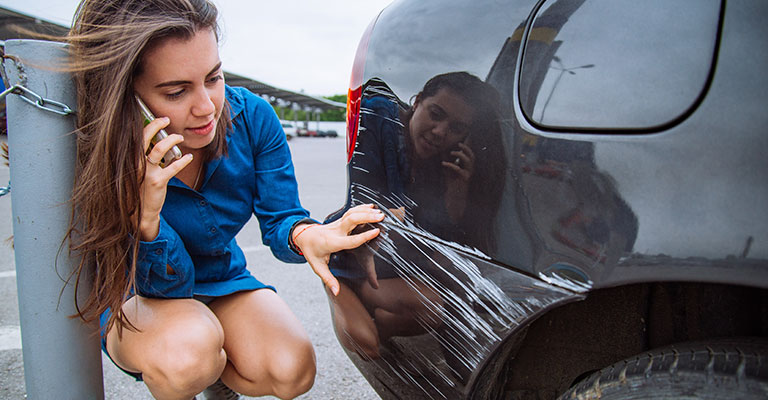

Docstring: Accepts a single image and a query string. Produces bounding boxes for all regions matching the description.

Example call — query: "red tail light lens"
[346,86,362,163]
[346,17,377,163]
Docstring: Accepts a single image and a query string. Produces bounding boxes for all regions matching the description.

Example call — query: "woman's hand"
[139,117,193,241]
[441,141,475,221]
[293,204,385,296]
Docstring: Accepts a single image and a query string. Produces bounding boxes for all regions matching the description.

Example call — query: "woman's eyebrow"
[154,61,223,88]
[206,61,223,77]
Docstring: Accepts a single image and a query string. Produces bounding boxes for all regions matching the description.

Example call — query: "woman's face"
[409,88,475,160]
[133,28,225,153]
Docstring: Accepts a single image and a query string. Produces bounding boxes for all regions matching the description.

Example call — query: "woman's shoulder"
[224,85,283,149]
[226,85,272,116]
[362,95,400,117]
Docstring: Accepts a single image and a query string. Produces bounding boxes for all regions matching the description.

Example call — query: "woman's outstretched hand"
[139,117,193,241]
[293,204,385,296]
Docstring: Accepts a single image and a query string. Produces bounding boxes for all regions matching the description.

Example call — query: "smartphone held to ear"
[135,95,183,167]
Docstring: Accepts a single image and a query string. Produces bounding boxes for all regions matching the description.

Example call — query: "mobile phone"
[445,138,469,168]
[135,95,183,166]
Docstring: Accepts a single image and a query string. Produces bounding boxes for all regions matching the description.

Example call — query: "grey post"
[4,40,104,399]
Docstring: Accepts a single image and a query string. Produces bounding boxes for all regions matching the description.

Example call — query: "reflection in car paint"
[328,73,584,398]
[331,0,768,398]
[328,71,580,398]
[329,207,581,398]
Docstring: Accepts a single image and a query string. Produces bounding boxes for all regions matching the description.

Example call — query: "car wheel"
[559,338,768,400]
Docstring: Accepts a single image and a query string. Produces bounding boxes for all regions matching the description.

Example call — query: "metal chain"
[0,81,77,196]
[0,84,76,116]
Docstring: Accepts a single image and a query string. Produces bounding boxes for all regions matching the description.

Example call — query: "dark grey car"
[325,0,768,398]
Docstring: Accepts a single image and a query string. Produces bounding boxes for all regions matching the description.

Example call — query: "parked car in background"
[280,121,297,139]
[318,129,339,138]
[325,0,768,399]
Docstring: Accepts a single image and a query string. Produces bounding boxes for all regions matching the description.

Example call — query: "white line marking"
[239,246,266,254]
[0,270,15,279]
[0,326,21,350]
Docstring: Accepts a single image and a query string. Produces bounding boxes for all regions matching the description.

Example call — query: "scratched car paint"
[325,0,768,399]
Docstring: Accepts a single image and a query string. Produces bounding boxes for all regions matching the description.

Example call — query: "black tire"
[559,338,768,400]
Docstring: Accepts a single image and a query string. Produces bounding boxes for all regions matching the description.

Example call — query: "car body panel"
[327,0,768,398]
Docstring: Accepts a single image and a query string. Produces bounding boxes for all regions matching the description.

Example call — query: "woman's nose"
[431,121,450,139]
[192,89,216,116]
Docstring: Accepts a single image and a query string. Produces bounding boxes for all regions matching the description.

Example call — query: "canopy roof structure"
[0,5,344,112]
[225,71,344,112]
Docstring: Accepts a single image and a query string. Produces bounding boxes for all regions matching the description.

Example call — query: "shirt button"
[209,227,217,234]
[154,249,163,255]
[199,200,207,206]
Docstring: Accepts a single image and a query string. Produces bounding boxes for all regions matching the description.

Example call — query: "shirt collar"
[225,84,245,119]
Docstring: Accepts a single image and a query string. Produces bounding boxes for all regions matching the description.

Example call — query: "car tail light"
[346,18,377,163]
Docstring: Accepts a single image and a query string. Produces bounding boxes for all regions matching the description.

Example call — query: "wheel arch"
[469,281,768,399]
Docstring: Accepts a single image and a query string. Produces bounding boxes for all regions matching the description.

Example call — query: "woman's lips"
[419,135,440,153]
[188,119,215,136]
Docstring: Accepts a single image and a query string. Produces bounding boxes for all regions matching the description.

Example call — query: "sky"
[0,0,393,96]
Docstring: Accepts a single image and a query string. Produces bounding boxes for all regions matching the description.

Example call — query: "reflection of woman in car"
[328,72,506,359]
[354,72,505,250]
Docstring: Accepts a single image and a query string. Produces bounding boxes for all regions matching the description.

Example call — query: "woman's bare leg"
[359,278,444,341]
[208,289,316,399]
[105,296,226,400]
[327,282,381,359]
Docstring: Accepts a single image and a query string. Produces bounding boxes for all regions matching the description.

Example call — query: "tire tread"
[559,338,768,399]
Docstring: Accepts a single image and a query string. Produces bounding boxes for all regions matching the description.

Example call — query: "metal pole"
[4,39,104,399]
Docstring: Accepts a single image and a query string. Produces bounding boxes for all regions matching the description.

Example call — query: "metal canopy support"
[4,39,104,399]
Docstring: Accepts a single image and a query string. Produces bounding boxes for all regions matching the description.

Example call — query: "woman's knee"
[234,338,315,399]
[145,346,226,395]
[139,304,227,394]
[268,337,316,399]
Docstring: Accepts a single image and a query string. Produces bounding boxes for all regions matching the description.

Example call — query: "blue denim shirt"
[134,85,315,298]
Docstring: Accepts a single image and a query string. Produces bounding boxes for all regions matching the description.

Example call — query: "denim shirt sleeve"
[135,216,195,298]
[243,93,317,264]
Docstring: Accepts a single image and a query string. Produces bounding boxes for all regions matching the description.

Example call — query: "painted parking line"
[0,270,15,279]
[0,326,21,350]
[239,246,267,254]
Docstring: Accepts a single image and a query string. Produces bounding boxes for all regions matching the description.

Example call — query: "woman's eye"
[429,108,445,121]
[207,75,223,84]
[166,90,184,100]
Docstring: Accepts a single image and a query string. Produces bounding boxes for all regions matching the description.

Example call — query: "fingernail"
[332,285,339,296]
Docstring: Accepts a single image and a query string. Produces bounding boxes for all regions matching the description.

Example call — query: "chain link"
[0,84,76,196]
[0,84,76,116]
[0,55,77,197]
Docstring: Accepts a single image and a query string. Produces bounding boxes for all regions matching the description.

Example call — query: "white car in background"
[280,121,297,139]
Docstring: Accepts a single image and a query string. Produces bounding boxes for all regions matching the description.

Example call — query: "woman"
[328,72,506,359]
[64,0,384,399]
[352,73,505,250]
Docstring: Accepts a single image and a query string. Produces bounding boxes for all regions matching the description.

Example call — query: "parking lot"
[0,135,380,399]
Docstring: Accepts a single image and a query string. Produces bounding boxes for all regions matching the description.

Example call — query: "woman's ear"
[412,93,422,109]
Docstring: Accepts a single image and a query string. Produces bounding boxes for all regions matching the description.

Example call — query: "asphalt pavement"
[0,135,380,399]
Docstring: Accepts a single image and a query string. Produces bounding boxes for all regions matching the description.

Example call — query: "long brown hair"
[66,0,231,335]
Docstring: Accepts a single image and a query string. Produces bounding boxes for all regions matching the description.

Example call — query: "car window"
[519,0,721,130]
